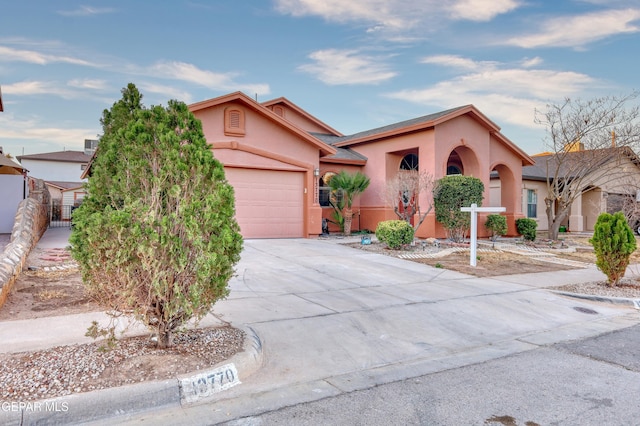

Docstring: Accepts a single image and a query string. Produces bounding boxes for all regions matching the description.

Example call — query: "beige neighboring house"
[44,181,86,221]
[504,147,640,232]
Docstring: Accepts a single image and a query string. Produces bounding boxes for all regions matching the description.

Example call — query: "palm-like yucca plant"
[328,171,370,236]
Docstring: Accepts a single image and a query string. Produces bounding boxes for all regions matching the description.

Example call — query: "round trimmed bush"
[515,218,537,241]
[375,220,414,249]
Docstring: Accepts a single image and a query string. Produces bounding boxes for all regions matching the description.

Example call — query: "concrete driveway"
[157,238,639,424]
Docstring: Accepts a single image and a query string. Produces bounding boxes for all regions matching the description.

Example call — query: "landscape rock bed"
[0,326,245,401]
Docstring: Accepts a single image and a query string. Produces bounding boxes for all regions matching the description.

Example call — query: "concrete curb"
[0,326,263,426]
[551,290,640,309]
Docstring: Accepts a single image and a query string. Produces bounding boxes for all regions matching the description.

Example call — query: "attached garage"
[225,168,304,238]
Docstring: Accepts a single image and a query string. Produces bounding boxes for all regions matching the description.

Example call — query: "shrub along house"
[189,92,534,239]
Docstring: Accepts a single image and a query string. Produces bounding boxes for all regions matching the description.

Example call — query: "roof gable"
[189,92,336,157]
[261,97,343,136]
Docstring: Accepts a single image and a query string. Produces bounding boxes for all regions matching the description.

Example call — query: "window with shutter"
[224,107,246,136]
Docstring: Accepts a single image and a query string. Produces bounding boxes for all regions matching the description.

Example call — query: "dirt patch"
[0,268,101,321]
[408,251,576,277]
[346,241,577,277]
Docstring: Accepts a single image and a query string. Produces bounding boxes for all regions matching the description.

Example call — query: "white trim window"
[527,189,537,218]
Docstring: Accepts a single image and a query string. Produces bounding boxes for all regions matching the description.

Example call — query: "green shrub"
[70,84,243,349]
[434,175,484,242]
[589,212,637,287]
[515,218,537,241]
[485,214,507,242]
[375,220,415,250]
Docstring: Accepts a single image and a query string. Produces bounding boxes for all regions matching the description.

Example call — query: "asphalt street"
[216,324,640,426]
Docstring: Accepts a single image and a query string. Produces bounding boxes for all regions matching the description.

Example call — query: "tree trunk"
[343,207,353,236]
[157,326,173,349]
[546,198,570,241]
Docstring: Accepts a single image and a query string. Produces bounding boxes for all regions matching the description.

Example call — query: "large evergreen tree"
[70,84,243,348]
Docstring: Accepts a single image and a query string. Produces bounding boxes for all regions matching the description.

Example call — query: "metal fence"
[47,204,75,228]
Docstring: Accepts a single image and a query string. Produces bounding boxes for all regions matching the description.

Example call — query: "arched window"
[400,153,419,171]
[447,165,462,175]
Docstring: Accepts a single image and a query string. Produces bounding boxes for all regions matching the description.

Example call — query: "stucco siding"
[20,160,86,182]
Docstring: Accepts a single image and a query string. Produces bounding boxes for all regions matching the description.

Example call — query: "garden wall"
[0,179,49,309]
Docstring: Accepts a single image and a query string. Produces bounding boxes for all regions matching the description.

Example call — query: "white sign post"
[460,203,506,267]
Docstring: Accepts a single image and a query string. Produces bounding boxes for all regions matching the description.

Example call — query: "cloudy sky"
[0,0,638,156]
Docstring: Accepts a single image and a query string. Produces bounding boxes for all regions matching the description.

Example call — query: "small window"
[527,189,537,218]
[224,107,245,136]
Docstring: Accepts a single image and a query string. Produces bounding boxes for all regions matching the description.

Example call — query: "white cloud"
[507,8,640,48]
[299,49,397,85]
[138,82,195,104]
[274,0,520,34]
[0,114,97,153]
[4,81,77,98]
[58,6,115,17]
[447,0,520,22]
[420,55,497,71]
[520,57,543,68]
[387,58,596,129]
[0,45,93,66]
[68,79,109,90]
[149,61,270,96]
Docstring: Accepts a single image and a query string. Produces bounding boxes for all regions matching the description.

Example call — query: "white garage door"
[225,168,304,238]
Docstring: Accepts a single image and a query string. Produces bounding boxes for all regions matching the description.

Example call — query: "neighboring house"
[514,147,640,232]
[189,92,534,239]
[17,140,96,225]
[43,181,86,221]
[0,152,28,233]
[17,145,94,183]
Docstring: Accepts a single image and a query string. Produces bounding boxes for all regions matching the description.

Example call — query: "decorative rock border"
[0,326,263,425]
[0,196,48,310]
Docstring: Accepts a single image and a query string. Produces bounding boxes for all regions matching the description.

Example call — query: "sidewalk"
[1,231,639,425]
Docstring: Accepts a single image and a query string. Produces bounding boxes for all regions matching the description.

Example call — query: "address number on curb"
[180,363,241,404]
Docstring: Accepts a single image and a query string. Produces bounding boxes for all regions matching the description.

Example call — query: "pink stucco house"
[189,92,534,239]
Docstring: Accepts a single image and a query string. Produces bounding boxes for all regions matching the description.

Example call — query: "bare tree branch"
[379,170,434,231]
[533,92,640,239]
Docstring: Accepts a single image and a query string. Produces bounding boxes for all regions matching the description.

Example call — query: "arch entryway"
[491,163,519,235]
[445,146,480,177]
